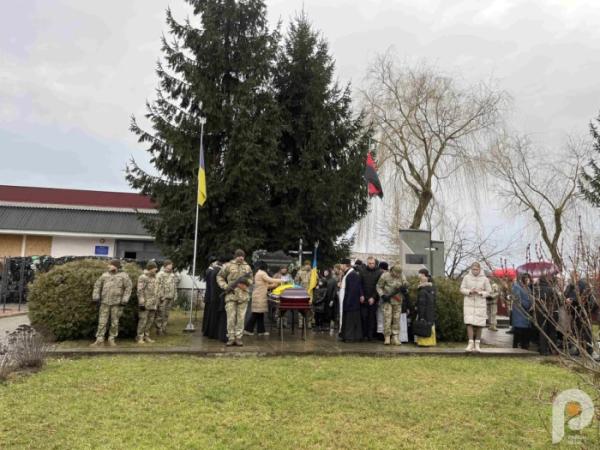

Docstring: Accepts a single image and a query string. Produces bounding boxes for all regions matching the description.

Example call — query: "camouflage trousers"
[225,301,248,341]
[96,304,123,340]
[486,300,497,327]
[382,303,401,337]
[137,309,157,338]
[154,298,174,332]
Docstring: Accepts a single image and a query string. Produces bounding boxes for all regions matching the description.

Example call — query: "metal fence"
[0,257,35,313]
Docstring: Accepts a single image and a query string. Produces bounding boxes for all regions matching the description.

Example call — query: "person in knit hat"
[136,261,159,344]
[90,259,132,347]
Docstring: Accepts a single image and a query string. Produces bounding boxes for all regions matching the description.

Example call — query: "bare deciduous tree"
[489,135,589,268]
[442,216,515,278]
[362,53,507,229]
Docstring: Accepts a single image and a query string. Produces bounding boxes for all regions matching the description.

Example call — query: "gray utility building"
[398,229,445,277]
[0,185,163,261]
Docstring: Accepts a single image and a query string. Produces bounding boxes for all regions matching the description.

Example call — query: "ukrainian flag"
[197,142,207,206]
[308,247,318,299]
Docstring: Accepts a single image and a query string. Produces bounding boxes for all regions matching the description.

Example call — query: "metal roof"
[0,185,155,210]
[0,205,152,237]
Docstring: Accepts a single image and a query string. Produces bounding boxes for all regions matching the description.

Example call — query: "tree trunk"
[547,244,563,270]
[409,190,433,229]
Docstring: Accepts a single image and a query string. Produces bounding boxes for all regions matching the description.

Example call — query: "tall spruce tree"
[581,112,600,206]
[127,0,281,269]
[271,15,370,265]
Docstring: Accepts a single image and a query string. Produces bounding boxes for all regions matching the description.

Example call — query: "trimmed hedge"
[28,260,142,341]
[408,276,467,342]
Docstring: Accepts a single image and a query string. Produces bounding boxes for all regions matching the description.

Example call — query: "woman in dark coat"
[415,268,436,346]
[511,273,532,350]
[340,258,363,342]
[534,274,558,355]
[312,271,330,332]
[323,268,338,331]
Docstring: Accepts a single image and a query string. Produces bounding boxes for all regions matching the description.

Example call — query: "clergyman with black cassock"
[203,255,229,342]
[201,256,217,335]
[339,258,363,342]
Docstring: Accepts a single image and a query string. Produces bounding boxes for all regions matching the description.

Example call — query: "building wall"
[0,234,23,257]
[115,240,162,260]
[51,236,115,258]
[25,235,52,256]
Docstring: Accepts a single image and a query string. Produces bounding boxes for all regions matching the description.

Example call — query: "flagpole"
[184,116,206,332]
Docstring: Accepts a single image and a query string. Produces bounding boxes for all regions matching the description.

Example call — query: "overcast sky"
[2,0,599,258]
[2,0,600,192]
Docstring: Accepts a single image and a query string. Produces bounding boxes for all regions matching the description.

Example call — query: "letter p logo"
[552,389,594,444]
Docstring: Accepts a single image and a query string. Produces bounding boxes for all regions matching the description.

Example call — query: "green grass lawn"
[56,309,195,348]
[0,356,598,449]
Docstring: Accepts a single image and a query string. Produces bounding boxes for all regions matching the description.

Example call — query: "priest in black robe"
[201,257,217,334]
[203,255,229,342]
[340,258,363,342]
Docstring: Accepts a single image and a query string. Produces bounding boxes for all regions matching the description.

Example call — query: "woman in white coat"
[460,262,492,352]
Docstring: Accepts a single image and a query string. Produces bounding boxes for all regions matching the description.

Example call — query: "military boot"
[384,335,391,345]
[391,335,401,346]
[107,338,117,347]
[144,336,155,343]
[235,338,244,347]
[226,340,235,346]
[136,336,145,345]
[90,338,104,347]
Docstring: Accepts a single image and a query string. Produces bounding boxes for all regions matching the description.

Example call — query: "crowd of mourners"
[87,252,599,357]
[461,261,599,356]
[202,251,437,347]
[507,268,598,357]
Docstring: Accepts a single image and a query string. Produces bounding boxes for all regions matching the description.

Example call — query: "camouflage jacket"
[92,271,132,306]
[487,282,500,303]
[156,269,178,300]
[295,267,312,289]
[137,271,159,310]
[216,260,253,303]
[376,267,407,305]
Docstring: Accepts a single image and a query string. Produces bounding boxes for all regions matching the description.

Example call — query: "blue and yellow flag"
[308,246,319,298]
[197,143,206,206]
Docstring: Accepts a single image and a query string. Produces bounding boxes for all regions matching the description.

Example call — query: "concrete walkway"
[50,329,537,358]
[0,313,30,337]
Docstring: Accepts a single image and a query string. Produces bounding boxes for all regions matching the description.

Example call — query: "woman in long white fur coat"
[460,262,492,352]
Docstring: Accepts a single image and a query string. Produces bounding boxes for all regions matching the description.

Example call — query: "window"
[406,254,426,265]
[124,251,137,260]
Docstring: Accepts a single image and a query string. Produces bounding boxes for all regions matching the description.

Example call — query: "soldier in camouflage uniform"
[376,263,407,345]
[216,249,253,346]
[154,259,178,335]
[487,280,500,331]
[91,259,132,347]
[136,261,159,344]
[295,260,313,329]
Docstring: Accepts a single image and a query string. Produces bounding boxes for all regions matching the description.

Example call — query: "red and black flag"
[366,152,383,198]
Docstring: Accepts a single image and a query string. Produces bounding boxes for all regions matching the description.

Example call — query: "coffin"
[279,287,310,309]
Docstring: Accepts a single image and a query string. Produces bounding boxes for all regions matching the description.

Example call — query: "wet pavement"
[51,327,537,358]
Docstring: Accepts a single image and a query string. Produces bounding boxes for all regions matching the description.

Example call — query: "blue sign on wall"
[95,245,109,256]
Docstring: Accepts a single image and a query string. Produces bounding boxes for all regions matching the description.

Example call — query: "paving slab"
[50,329,537,358]
[0,313,30,336]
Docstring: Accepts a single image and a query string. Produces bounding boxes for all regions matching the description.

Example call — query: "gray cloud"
[1,0,599,258]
